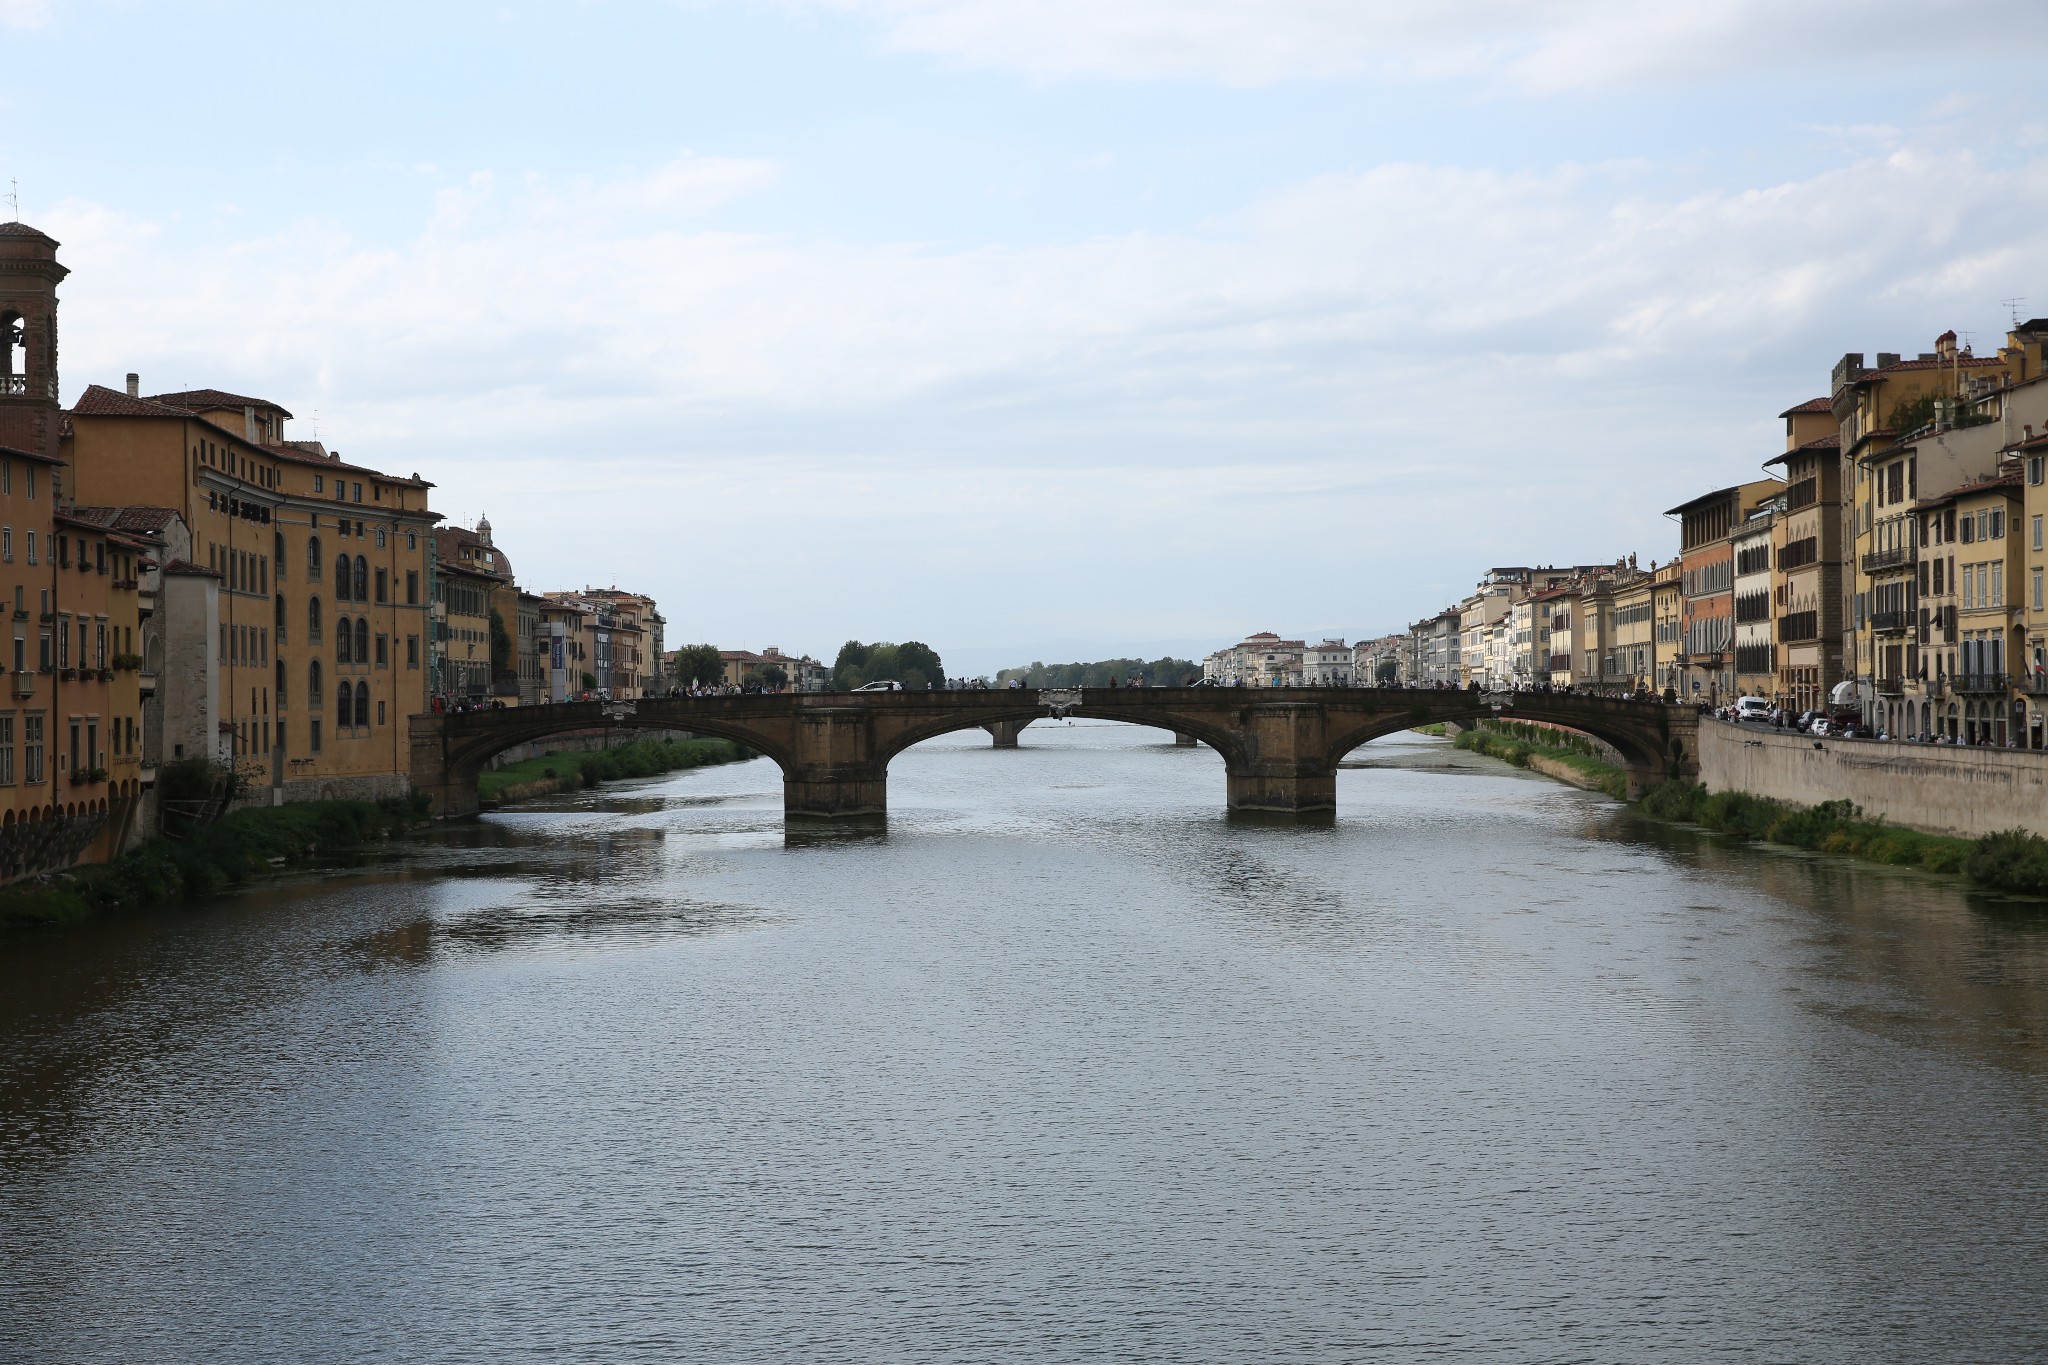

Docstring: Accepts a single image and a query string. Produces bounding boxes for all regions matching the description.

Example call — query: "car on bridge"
[853,680,904,692]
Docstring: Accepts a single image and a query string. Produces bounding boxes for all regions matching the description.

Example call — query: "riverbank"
[1452,720,1628,798]
[479,736,751,806]
[1635,780,2048,897]
[0,794,433,933]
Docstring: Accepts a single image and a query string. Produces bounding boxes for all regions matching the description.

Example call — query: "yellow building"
[67,382,438,801]
[1650,560,1682,694]
[2020,431,2048,745]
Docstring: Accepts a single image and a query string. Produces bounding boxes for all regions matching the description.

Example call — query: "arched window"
[309,658,323,703]
[2,310,26,383]
[307,595,322,642]
[274,594,286,642]
[308,535,322,580]
[336,680,352,724]
[355,617,368,662]
[336,615,352,663]
[355,681,370,728]
[274,531,286,578]
[353,555,368,600]
[276,657,287,707]
[335,553,352,600]
[376,528,386,549]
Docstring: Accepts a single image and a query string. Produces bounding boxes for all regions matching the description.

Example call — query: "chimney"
[125,373,139,398]
[244,405,257,441]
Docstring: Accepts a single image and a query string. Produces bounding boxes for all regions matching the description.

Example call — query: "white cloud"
[38,125,2048,647]
[0,0,51,30]
[794,0,2048,91]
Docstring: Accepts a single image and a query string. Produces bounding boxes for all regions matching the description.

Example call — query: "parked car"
[853,680,904,692]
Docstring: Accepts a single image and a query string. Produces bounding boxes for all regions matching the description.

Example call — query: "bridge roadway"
[411,687,1698,819]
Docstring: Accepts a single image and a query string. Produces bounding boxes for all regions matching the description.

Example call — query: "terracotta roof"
[1917,471,2022,509]
[1778,396,1832,417]
[70,384,194,418]
[160,559,220,578]
[71,385,432,488]
[0,222,56,242]
[0,441,62,466]
[1856,355,2003,381]
[1761,432,1841,469]
[1663,484,1749,517]
[145,388,294,420]
[68,504,182,533]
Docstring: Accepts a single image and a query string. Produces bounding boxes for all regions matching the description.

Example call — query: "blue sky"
[8,1,2048,674]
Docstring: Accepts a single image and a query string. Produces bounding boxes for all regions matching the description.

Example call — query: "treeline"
[996,657,1200,688]
[834,640,945,691]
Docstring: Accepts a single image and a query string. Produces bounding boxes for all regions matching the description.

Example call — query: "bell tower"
[0,220,68,463]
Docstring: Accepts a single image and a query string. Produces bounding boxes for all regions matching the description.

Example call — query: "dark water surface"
[4,726,2047,1363]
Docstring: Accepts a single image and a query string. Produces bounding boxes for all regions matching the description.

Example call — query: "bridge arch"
[409,688,1693,820]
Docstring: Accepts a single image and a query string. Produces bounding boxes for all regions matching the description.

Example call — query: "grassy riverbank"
[0,794,433,933]
[1635,780,2048,897]
[479,736,751,806]
[1453,720,1629,798]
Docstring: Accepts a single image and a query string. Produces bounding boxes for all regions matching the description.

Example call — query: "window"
[314,475,324,494]
[353,556,368,599]
[277,657,287,709]
[2035,571,2044,614]
[24,712,42,783]
[406,570,418,605]
[336,616,353,664]
[375,633,387,668]
[407,531,417,551]
[335,553,352,599]
[0,714,13,785]
[376,528,386,549]
[25,530,35,565]
[309,658,323,702]
[355,681,370,727]
[407,634,419,668]
[275,595,287,643]
[2035,515,2043,552]
[375,568,387,603]
[1,528,10,562]
[355,617,368,662]
[310,717,321,752]
[353,482,363,503]
[336,680,351,724]
[308,535,322,579]
[307,595,322,642]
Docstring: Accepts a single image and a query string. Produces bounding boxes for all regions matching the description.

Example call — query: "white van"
[1735,696,1772,722]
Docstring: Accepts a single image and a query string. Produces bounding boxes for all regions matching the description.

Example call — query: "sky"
[7,1,2048,677]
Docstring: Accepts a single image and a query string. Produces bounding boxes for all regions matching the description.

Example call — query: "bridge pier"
[1226,769,1336,813]
[1174,732,1198,747]
[785,766,889,819]
[984,719,1030,748]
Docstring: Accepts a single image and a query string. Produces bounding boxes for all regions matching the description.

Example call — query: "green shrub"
[1966,830,2048,895]
[1636,780,1705,822]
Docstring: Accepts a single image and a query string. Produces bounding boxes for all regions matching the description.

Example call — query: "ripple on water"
[3,728,2048,1364]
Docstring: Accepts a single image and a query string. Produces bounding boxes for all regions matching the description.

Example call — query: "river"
[3,725,2047,1363]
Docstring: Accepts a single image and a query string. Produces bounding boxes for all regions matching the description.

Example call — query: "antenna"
[4,180,17,222]
[2003,297,2027,328]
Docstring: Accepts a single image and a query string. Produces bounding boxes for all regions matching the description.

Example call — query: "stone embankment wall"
[1697,720,2048,839]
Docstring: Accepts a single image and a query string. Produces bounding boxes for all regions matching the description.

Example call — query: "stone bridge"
[410,687,1697,819]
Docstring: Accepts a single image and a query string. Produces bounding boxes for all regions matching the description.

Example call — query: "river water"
[3,725,2047,1363]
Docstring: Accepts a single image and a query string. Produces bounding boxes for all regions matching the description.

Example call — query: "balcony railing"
[1861,547,1911,572]
[1870,609,1910,633]
[1876,676,1905,697]
[2024,672,2048,697]
[1955,672,2009,694]
[0,375,58,398]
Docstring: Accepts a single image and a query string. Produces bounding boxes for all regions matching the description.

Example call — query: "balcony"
[2025,672,2048,697]
[1955,672,2009,694]
[10,673,30,699]
[1870,609,1910,634]
[0,374,57,399]
[1876,676,1905,697]
[1861,546,1911,573]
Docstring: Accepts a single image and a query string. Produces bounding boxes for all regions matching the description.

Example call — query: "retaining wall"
[1697,719,2048,839]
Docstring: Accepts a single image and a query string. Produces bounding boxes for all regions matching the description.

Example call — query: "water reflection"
[4,730,2048,1362]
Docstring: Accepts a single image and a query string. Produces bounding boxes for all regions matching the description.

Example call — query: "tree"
[580,671,598,693]
[488,608,514,680]
[833,640,945,690]
[1375,659,1399,684]
[671,643,725,687]
[743,663,789,690]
